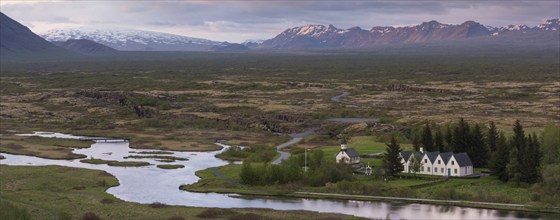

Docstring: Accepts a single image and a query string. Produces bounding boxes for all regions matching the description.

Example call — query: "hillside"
[52,39,117,55]
[0,12,77,61]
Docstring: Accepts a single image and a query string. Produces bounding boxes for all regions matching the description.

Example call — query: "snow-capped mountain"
[257,18,559,49]
[259,20,490,49]
[41,27,222,51]
[535,18,559,31]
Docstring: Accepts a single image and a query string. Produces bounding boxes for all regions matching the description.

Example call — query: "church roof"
[345,148,360,157]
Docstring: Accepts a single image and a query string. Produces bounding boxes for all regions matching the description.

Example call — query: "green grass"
[124,155,188,161]
[416,176,538,204]
[156,164,185,169]
[135,151,174,155]
[0,135,93,159]
[0,165,360,219]
[80,159,152,167]
[318,136,413,158]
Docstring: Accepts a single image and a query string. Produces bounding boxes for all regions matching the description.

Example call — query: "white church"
[335,139,360,164]
[399,148,473,177]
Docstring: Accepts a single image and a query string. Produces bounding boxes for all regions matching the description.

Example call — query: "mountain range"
[258,19,559,49]
[1,10,558,62]
[41,27,222,51]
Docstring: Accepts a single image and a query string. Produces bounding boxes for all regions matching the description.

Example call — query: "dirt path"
[271,127,318,165]
[209,167,250,189]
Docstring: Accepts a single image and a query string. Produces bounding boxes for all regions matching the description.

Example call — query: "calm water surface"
[1,133,557,219]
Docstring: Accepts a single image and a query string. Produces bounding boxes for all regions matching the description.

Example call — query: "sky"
[1,0,559,43]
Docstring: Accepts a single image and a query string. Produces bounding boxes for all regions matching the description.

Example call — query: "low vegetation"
[124,155,188,161]
[0,166,360,219]
[157,164,185,169]
[80,158,151,167]
[0,135,93,159]
[216,145,278,162]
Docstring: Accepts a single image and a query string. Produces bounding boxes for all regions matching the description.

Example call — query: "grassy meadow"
[0,166,362,220]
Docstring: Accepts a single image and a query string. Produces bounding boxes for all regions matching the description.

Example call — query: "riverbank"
[0,165,363,220]
[0,135,94,159]
[182,165,560,215]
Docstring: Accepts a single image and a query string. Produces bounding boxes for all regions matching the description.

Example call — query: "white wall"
[447,157,461,177]
[433,155,447,176]
[336,151,349,164]
[420,154,433,175]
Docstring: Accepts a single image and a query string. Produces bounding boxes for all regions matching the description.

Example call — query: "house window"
[427,167,430,172]
[438,160,441,164]
[452,161,455,165]
[454,169,457,174]
[421,167,424,171]
[424,159,427,163]
[442,168,444,173]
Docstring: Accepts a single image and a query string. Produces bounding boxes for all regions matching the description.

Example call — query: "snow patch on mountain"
[41,27,222,51]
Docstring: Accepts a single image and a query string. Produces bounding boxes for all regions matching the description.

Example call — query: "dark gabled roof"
[411,151,425,161]
[453,153,473,167]
[425,151,439,163]
[439,152,454,164]
[401,151,413,162]
[346,148,360,157]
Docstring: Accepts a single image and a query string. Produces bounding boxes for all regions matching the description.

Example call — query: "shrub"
[149,202,169,208]
[229,213,263,220]
[82,212,101,220]
[100,198,113,204]
[196,208,237,218]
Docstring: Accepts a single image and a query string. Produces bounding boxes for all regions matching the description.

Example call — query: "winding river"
[1,133,557,219]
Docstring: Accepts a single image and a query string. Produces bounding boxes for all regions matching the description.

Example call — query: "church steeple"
[340,137,348,151]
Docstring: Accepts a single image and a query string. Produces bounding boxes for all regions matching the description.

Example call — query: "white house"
[399,149,473,177]
[335,141,360,164]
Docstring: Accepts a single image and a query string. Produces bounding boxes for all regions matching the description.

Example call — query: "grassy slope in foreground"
[0,165,362,220]
[0,135,93,159]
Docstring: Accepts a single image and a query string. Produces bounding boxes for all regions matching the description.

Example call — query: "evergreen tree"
[489,132,510,181]
[411,135,421,151]
[507,120,526,184]
[511,120,526,151]
[519,133,541,183]
[434,129,445,152]
[487,121,498,153]
[470,124,489,168]
[453,118,470,153]
[506,146,521,185]
[382,136,404,176]
[421,123,434,151]
[444,126,454,152]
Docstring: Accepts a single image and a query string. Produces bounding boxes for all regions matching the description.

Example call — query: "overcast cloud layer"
[1,1,559,42]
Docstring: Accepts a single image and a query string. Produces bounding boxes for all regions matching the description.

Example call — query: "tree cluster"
[418,119,489,167]
[240,150,353,187]
[382,136,404,176]
[489,120,542,185]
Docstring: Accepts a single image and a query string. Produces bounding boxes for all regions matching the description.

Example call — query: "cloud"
[1,1,558,43]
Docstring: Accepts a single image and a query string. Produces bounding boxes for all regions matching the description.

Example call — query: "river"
[0,132,556,219]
